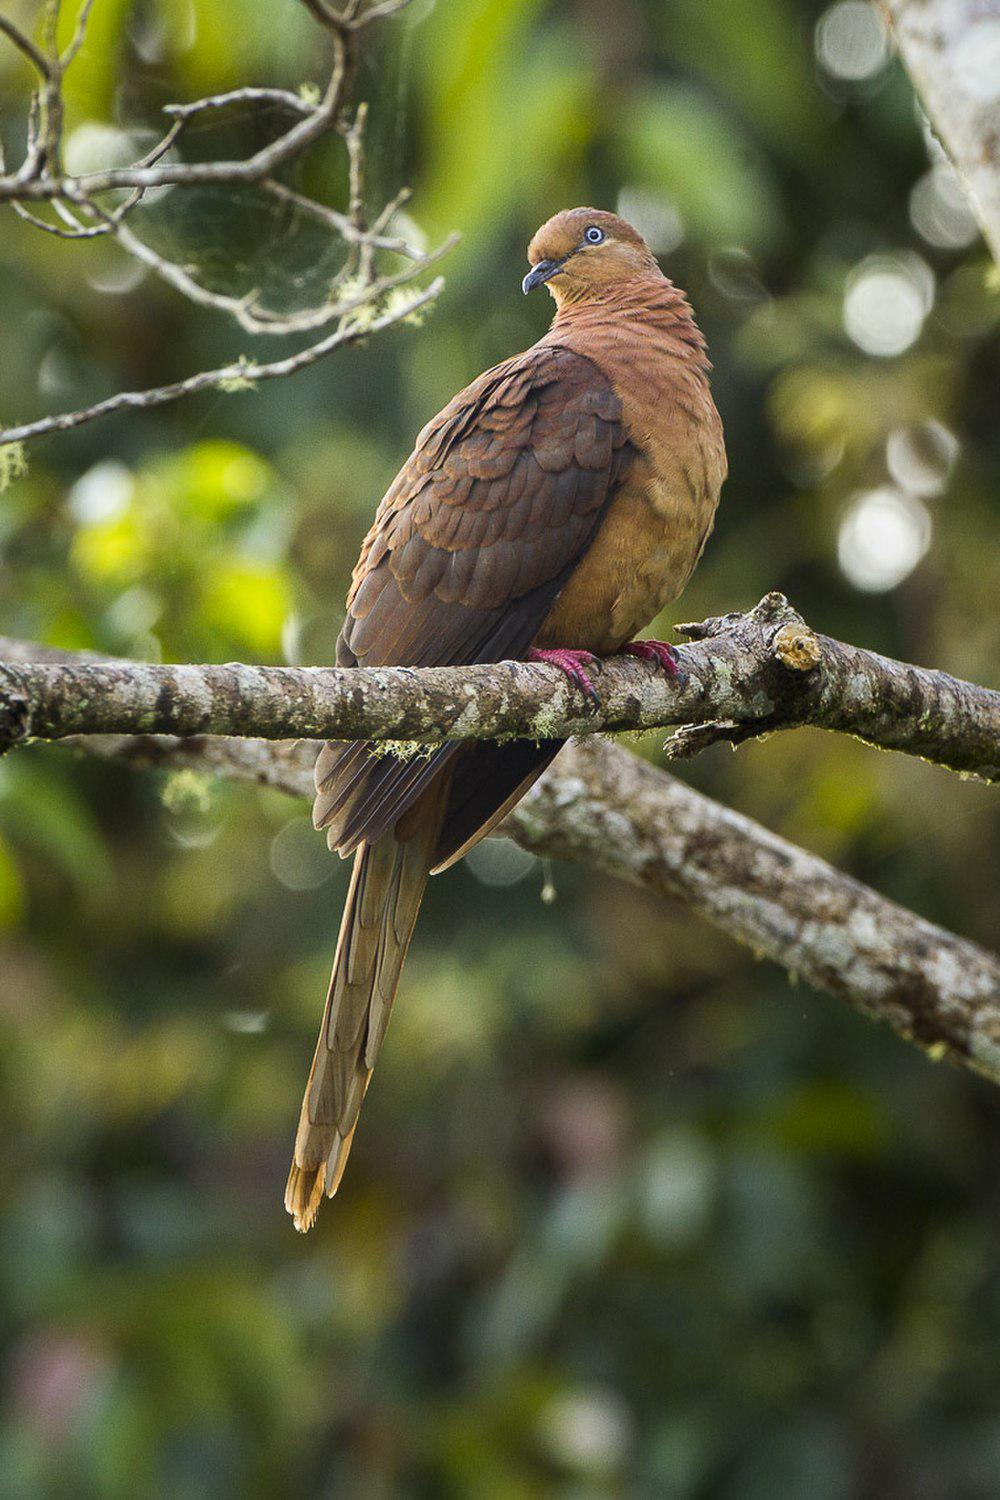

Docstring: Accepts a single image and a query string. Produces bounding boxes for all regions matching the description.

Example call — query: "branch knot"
[772,623,822,673]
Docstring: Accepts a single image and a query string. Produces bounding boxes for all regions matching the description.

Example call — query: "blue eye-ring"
[584,225,604,244]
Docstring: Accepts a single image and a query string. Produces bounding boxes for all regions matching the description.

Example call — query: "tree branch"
[508,740,1000,1087]
[2,595,997,781]
[0,276,445,445]
[880,0,1000,262]
[9,667,997,1091]
[0,0,453,446]
[0,0,353,201]
[0,15,53,83]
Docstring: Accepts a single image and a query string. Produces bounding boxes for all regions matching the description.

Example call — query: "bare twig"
[6,115,184,239]
[351,0,415,26]
[0,14,52,80]
[0,0,455,443]
[61,0,97,67]
[0,277,444,445]
[0,34,349,201]
[343,103,374,282]
[9,197,106,238]
[162,88,318,122]
[73,200,457,336]
[262,179,425,257]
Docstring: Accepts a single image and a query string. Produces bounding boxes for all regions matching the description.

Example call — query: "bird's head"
[523,208,660,305]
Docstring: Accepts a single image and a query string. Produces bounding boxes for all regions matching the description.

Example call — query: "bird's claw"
[527,647,601,705]
[621,639,679,675]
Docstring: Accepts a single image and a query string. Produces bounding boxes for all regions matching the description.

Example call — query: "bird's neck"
[545,275,713,383]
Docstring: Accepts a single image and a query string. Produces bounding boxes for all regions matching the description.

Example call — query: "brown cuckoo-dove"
[285,207,727,1230]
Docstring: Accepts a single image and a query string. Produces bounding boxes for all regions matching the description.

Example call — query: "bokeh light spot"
[68,461,135,524]
[837,487,932,592]
[269,817,334,891]
[64,123,138,177]
[910,164,980,250]
[540,1388,633,1476]
[222,1010,270,1035]
[615,187,684,255]
[465,837,537,888]
[886,421,959,498]
[843,253,933,357]
[815,1,891,82]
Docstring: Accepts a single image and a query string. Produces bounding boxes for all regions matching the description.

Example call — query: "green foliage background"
[1,1,999,1494]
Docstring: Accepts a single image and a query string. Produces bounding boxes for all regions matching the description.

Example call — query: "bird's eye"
[584,225,605,244]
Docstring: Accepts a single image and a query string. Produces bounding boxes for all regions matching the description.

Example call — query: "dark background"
[1,0,999,1494]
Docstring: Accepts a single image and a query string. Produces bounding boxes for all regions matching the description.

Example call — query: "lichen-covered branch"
[20,695,1000,1092]
[508,740,1000,1086]
[2,595,998,781]
[0,278,445,447]
[879,0,1000,263]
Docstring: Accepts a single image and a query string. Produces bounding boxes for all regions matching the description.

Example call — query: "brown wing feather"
[430,740,562,874]
[315,344,632,859]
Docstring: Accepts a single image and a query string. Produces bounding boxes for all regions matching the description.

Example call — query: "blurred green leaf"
[618,84,783,247]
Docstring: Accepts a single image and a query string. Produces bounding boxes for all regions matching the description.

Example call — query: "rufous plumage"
[286,207,726,1230]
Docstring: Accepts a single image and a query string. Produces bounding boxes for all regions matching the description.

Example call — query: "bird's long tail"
[284,787,445,1232]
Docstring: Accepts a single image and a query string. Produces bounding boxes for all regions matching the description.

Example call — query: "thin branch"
[0,27,350,201]
[1,595,997,781]
[61,0,97,67]
[301,0,412,28]
[351,0,415,26]
[162,88,318,122]
[9,197,107,238]
[262,179,425,257]
[7,117,187,243]
[342,103,374,282]
[36,0,67,176]
[0,15,52,79]
[2,634,994,1087]
[298,0,348,28]
[78,199,456,336]
[0,276,444,445]
[0,0,455,442]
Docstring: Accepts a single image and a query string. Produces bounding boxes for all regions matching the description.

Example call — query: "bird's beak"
[522,257,566,294]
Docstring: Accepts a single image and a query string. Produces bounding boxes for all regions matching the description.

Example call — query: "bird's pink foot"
[527,647,600,704]
[621,639,679,675]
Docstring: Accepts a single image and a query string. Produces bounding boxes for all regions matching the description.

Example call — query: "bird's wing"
[315,342,632,855]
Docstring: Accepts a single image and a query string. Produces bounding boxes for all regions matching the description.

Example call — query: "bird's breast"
[535,396,724,655]
[532,310,726,654]
[535,463,716,653]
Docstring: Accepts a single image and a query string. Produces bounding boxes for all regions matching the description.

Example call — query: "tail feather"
[285,787,445,1232]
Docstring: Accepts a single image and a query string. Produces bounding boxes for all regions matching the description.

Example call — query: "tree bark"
[3,594,999,781]
[880,0,1000,263]
[508,740,1000,1088]
[5,638,997,1090]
